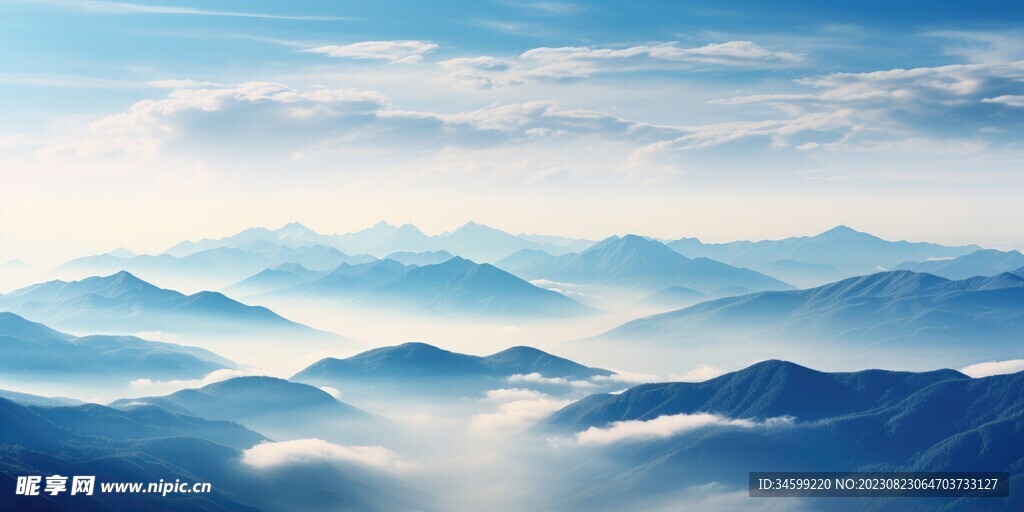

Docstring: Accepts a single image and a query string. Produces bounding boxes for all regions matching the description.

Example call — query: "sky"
[1,0,1023,265]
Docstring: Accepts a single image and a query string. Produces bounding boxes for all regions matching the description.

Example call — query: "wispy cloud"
[306,41,438,64]
[961,359,1024,378]
[318,386,344,401]
[502,1,585,15]
[440,41,802,88]
[568,413,793,446]
[26,0,353,21]
[590,364,726,384]
[242,438,411,471]
[0,73,139,89]
[147,79,223,89]
[127,368,256,395]
[470,388,571,435]
[982,95,1024,107]
[507,372,597,388]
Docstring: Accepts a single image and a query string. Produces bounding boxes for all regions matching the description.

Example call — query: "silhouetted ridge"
[540,359,969,432]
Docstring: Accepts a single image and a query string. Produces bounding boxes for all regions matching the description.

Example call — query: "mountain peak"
[199,375,289,391]
[451,221,493,234]
[739,359,813,375]
[106,270,147,285]
[426,255,476,271]
[394,223,426,235]
[273,262,313,273]
[586,234,680,259]
[0,312,70,341]
[817,225,875,240]
[277,221,316,234]
[489,345,549,358]
[107,247,137,258]
[1,259,37,271]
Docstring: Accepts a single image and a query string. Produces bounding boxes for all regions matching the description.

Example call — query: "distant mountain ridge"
[590,270,1024,369]
[224,266,318,297]
[110,376,391,445]
[296,342,611,381]
[165,221,338,257]
[506,234,792,296]
[270,257,593,317]
[893,249,1024,280]
[162,220,588,263]
[111,376,366,422]
[293,342,612,398]
[540,360,969,431]
[53,243,376,287]
[668,225,980,279]
[0,312,231,379]
[0,271,340,339]
[358,257,593,316]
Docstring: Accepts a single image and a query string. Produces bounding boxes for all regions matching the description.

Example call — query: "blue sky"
[1,0,1022,263]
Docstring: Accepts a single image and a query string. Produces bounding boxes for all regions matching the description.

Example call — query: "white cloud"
[666,41,802,65]
[932,30,1024,64]
[507,372,597,389]
[506,1,584,15]
[21,55,1023,186]
[128,368,255,395]
[441,41,800,88]
[961,359,1024,378]
[242,438,410,471]
[306,41,438,64]
[483,388,548,403]
[39,81,673,170]
[591,364,725,385]
[147,79,223,89]
[132,330,180,342]
[590,371,660,384]
[673,364,727,382]
[33,0,351,21]
[570,413,793,446]
[318,386,344,401]
[982,95,1024,107]
[43,81,389,161]
[470,390,571,435]
[685,60,1024,155]
[439,56,519,88]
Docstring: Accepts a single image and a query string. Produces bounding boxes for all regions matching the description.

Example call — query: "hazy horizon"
[2,0,1022,266]
[4,218,1022,269]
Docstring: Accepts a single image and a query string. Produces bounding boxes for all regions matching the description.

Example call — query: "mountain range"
[111,376,366,423]
[0,312,231,379]
[0,389,84,407]
[269,257,593,317]
[163,221,588,263]
[589,270,1024,369]
[47,223,1005,303]
[110,375,392,446]
[533,360,1023,512]
[53,243,376,288]
[893,248,1024,280]
[0,397,431,511]
[383,250,454,266]
[634,286,707,311]
[293,342,611,399]
[667,225,980,284]
[224,263,325,297]
[500,234,793,296]
[0,271,342,340]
